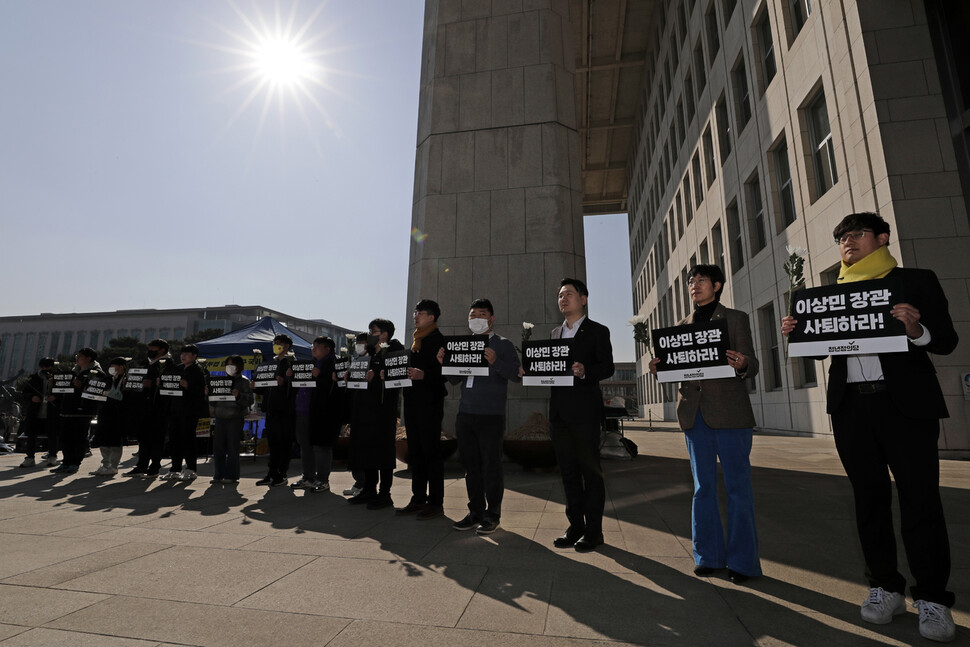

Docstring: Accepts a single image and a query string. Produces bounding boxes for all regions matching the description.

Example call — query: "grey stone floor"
[0,423,966,646]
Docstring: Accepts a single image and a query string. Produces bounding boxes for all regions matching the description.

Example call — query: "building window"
[683,176,693,224]
[715,95,732,163]
[76,332,87,349]
[711,221,725,271]
[775,139,797,226]
[722,0,738,22]
[703,125,717,186]
[676,97,686,146]
[758,304,783,391]
[675,194,684,238]
[732,56,752,131]
[685,71,696,123]
[757,12,776,90]
[678,1,688,43]
[726,200,744,273]
[692,152,704,206]
[706,2,720,66]
[790,0,811,37]
[746,173,767,252]
[808,92,838,197]
[694,39,707,93]
[700,238,710,264]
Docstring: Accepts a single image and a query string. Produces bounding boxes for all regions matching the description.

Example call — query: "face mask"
[468,318,490,335]
[108,366,119,377]
[355,344,367,356]
[146,349,158,360]
[225,365,238,376]
[272,344,284,356]
[366,334,380,347]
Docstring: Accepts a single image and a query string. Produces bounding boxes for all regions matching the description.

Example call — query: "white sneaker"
[343,485,362,496]
[19,457,36,468]
[310,481,330,493]
[160,470,180,481]
[44,454,59,467]
[179,469,197,481]
[861,587,907,624]
[915,600,955,642]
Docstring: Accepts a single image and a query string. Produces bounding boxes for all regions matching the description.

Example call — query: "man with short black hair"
[19,357,57,468]
[397,299,448,520]
[161,344,208,481]
[782,212,958,642]
[257,334,296,487]
[547,278,614,552]
[439,298,521,535]
[53,348,106,474]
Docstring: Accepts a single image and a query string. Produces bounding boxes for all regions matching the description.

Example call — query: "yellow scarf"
[411,322,438,352]
[837,245,897,283]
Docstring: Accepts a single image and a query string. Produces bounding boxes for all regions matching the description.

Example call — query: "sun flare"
[253,36,315,86]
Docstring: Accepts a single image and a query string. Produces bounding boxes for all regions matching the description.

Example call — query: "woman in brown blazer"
[650,264,762,584]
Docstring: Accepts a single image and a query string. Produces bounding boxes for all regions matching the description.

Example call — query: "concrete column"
[408,0,586,433]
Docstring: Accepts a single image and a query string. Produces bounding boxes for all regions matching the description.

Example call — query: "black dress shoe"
[693,565,719,576]
[553,527,585,548]
[728,570,749,584]
[574,533,604,553]
[347,490,376,505]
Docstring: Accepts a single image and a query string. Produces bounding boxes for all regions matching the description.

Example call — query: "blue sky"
[0,1,633,361]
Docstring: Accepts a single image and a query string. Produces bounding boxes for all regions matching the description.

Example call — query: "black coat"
[825,267,958,420]
[349,339,405,470]
[308,354,342,446]
[548,318,615,425]
[404,327,447,403]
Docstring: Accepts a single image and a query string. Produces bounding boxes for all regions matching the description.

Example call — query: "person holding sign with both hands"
[649,264,761,584]
[538,278,614,553]
[782,212,958,643]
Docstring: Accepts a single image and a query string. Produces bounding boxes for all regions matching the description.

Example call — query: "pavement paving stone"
[0,627,164,646]
[0,429,967,645]
[47,596,350,647]
[53,544,314,605]
[0,583,108,626]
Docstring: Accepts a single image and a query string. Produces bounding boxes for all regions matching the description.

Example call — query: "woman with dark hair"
[649,264,762,584]
[210,355,253,484]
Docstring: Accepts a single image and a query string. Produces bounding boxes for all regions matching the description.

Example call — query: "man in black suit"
[782,212,957,643]
[547,277,614,552]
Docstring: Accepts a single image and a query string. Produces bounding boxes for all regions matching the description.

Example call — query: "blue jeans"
[684,412,761,576]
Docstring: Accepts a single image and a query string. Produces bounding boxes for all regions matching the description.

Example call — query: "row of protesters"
[210,355,254,483]
[290,336,342,493]
[346,318,405,509]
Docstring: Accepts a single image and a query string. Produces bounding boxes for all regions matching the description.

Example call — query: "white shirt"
[560,315,586,339]
[846,324,931,382]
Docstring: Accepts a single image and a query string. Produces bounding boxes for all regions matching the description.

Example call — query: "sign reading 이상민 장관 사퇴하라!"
[651,320,732,383]
[290,360,316,388]
[787,277,907,356]
[521,339,574,386]
[253,361,279,389]
[382,350,412,389]
[333,357,351,387]
[207,377,235,402]
[442,336,489,377]
[346,356,371,390]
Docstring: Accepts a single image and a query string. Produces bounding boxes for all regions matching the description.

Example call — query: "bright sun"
[254,37,313,86]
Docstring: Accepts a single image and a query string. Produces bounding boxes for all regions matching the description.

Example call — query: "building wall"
[627,0,970,454]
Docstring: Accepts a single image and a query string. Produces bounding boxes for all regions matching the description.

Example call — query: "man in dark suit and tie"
[547,277,614,552]
[782,212,958,643]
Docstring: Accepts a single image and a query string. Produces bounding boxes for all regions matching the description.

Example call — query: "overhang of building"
[571,0,657,216]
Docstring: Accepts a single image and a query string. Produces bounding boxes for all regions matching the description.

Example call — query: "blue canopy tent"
[194,317,313,370]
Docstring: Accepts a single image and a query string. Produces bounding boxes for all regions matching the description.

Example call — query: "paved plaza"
[0,424,966,646]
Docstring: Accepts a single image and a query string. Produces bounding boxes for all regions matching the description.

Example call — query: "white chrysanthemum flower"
[786,244,808,257]
[522,322,534,329]
[379,342,390,349]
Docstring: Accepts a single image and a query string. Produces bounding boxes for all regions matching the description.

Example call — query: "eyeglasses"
[835,229,872,245]
[687,277,710,287]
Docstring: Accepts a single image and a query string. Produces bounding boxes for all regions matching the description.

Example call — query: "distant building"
[600,362,638,414]
[0,305,355,380]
